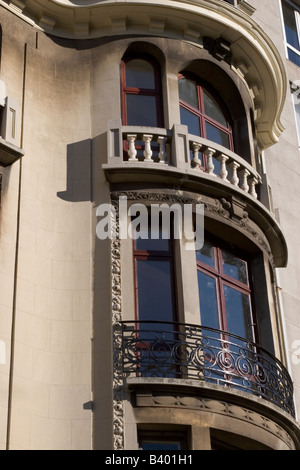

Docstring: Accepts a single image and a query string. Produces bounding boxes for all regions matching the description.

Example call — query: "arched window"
[121,57,163,127]
[178,74,234,151]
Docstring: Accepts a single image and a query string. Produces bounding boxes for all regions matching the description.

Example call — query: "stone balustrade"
[106,121,262,200]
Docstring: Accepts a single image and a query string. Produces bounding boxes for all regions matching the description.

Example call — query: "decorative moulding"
[0,0,287,150]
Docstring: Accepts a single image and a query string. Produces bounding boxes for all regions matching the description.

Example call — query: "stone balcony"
[103,120,288,267]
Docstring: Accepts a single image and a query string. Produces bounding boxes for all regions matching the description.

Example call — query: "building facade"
[0,0,300,450]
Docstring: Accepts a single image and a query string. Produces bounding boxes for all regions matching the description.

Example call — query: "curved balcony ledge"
[2,0,286,149]
[120,321,296,418]
[103,123,288,267]
[126,376,300,449]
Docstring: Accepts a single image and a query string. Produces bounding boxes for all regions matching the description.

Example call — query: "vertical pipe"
[6,42,27,450]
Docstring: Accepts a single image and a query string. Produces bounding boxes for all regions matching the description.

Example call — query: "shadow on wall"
[57,138,92,203]
[56,132,114,449]
[57,133,108,203]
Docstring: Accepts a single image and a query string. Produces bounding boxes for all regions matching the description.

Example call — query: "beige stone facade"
[0,0,299,450]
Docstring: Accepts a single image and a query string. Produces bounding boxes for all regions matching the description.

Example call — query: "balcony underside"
[103,143,288,267]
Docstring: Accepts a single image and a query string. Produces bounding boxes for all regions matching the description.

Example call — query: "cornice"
[0,0,287,150]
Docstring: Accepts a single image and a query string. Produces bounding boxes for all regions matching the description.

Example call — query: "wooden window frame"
[196,240,255,340]
[133,234,177,324]
[121,55,164,127]
[179,73,234,169]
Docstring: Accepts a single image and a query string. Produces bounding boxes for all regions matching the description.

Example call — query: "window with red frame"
[121,56,163,127]
[196,238,255,344]
[179,74,234,170]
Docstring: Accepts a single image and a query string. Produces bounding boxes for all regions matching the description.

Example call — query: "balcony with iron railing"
[120,320,295,418]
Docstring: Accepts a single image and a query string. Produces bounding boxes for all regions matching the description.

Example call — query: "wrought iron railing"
[120,321,295,417]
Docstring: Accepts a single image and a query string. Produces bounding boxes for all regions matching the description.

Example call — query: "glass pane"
[288,47,300,66]
[126,59,156,89]
[126,94,158,126]
[222,249,248,285]
[180,106,201,136]
[203,89,227,126]
[282,2,300,50]
[179,78,199,109]
[205,122,230,149]
[136,259,174,325]
[196,239,215,268]
[197,270,220,330]
[135,225,170,252]
[224,285,253,342]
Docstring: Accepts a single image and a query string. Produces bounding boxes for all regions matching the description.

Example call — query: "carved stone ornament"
[111,197,124,450]
[135,391,295,450]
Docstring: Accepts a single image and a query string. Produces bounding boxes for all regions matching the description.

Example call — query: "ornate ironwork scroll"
[121,320,295,417]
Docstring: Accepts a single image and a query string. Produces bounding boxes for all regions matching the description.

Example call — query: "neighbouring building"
[0,0,300,450]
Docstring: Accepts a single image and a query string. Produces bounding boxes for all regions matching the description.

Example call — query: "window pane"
[180,106,201,136]
[179,78,199,109]
[203,88,227,126]
[224,285,253,341]
[196,239,215,268]
[126,59,156,89]
[197,270,220,330]
[288,47,300,66]
[126,94,158,126]
[282,1,300,50]
[222,249,248,285]
[205,122,230,149]
[135,225,171,252]
[136,259,175,325]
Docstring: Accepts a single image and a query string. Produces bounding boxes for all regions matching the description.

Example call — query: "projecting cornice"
[0,0,287,150]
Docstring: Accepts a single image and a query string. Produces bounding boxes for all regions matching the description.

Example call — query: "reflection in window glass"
[203,89,227,126]
[180,107,201,136]
[126,95,158,126]
[281,0,300,66]
[282,1,300,50]
[126,59,156,89]
[136,259,175,326]
[196,240,215,268]
[224,285,253,341]
[197,270,220,331]
[178,76,233,154]
[222,249,248,285]
[205,122,230,149]
[178,78,199,109]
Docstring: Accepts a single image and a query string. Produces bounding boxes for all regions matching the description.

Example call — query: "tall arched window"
[179,74,234,151]
[121,57,163,127]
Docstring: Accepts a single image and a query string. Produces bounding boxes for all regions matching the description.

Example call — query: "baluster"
[219,154,229,181]
[204,147,216,175]
[229,161,240,186]
[191,142,202,169]
[157,136,168,164]
[127,134,137,161]
[143,134,154,162]
[249,176,258,198]
[240,168,250,192]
